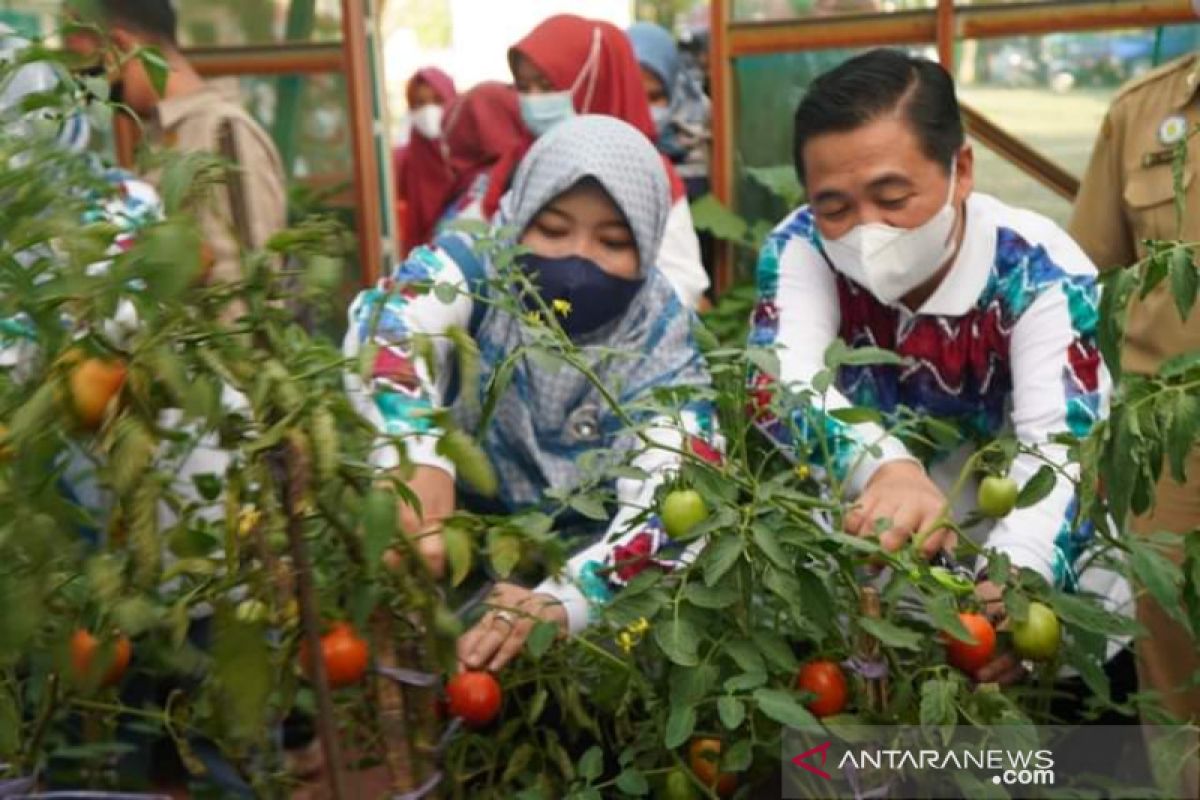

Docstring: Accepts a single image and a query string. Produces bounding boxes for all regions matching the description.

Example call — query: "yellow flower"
[552,298,572,317]
[524,310,542,325]
[616,631,635,654]
[237,506,262,539]
[629,617,651,635]
[794,464,811,481]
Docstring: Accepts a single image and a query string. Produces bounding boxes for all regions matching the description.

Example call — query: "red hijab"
[482,14,683,217]
[443,82,530,208]
[397,67,458,253]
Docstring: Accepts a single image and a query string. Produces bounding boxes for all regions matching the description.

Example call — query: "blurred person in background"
[483,13,709,310]
[394,66,457,253]
[439,81,528,226]
[1071,52,1200,734]
[67,0,286,291]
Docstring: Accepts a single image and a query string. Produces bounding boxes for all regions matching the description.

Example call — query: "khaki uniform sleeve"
[1070,110,1136,271]
[205,117,288,286]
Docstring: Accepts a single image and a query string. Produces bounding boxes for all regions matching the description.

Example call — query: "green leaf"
[443,523,473,587]
[1167,394,1200,483]
[137,46,170,97]
[1129,541,1184,624]
[655,618,700,666]
[433,281,458,304]
[718,696,746,730]
[568,494,610,521]
[690,194,748,243]
[838,347,906,368]
[1050,592,1143,638]
[919,678,958,730]
[858,617,922,651]
[1140,251,1171,298]
[529,688,548,724]
[488,530,522,579]
[578,746,604,782]
[684,579,739,610]
[1015,465,1056,509]
[615,768,649,796]
[526,621,558,660]
[212,609,272,742]
[829,406,884,425]
[725,671,768,692]
[753,524,792,570]
[724,639,767,674]
[1160,351,1200,378]
[502,743,537,784]
[361,488,397,578]
[0,683,19,757]
[752,630,798,671]
[723,739,753,772]
[664,704,697,749]
[1170,246,1198,321]
[753,688,820,731]
[704,534,744,586]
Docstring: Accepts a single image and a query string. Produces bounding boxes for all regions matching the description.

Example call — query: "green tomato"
[235,599,269,624]
[661,489,710,540]
[662,767,699,800]
[977,475,1019,519]
[1011,601,1062,661]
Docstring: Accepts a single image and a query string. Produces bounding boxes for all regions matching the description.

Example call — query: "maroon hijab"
[443,82,530,207]
[397,67,458,252]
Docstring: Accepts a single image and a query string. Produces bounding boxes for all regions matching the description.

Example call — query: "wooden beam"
[709,0,736,295]
[961,102,1080,201]
[935,0,954,70]
[341,0,386,288]
[185,42,343,77]
[729,0,1199,57]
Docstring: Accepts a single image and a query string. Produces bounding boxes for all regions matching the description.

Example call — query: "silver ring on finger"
[493,610,515,627]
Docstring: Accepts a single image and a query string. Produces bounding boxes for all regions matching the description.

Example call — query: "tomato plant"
[446,671,502,729]
[69,630,132,688]
[688,738,737,798]
[795,660,848,717]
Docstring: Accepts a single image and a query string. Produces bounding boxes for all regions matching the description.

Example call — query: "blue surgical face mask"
[520,253,644,338]
[650,104,671,140]
[519,91,576,138]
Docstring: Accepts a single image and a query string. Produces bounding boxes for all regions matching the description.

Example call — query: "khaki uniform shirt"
[1070,53,1200,375]
[146,79,287,286]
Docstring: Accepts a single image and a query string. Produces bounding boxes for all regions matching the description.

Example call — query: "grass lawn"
[957,86,1117,225]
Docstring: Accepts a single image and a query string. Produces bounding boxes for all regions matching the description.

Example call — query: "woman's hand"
[846,460,956,558]
[384,465,455,578]
[457,583,568,672]
[972,579,1027,686]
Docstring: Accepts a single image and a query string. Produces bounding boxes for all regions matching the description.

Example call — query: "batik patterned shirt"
[750,192,1111,591]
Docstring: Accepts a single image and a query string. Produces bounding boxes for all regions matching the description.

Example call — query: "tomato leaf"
[724,639,767,675]
[919,678,959,731]
[753,688,820,731]
[1167,394,1200,483]
[858,617,922,651]
[1129,541,1184,625]
[568,494,610,521]
[725,671,768,692]
[525,621,558,660]
[442,523,473,588]
[718,696,746,731]
[1015,465,1056,509]
[1049,592,1143,638]
[655,619,700,667]
[690,194,748,242]
[1170,246,1198,321]
[615,768,649,796]
[684,579,739,610]
[361,487,397,579]
[752,630,798,672]
[664,704,697,749]
[723,738,754,772]
[829,406,883,425]
[578,746,604,782]
[703,533,744,586]
[488,530,522,579]
[753,524,792,570]
[212,609,271,743]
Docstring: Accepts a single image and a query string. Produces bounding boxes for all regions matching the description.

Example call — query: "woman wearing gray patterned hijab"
[345,115,718,670]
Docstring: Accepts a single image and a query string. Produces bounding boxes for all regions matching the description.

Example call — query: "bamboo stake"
[273,435,348,800]
[372,611,417,794]
[858,586,888,713]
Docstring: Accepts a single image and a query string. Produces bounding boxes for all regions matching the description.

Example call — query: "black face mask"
[520,253,644,339]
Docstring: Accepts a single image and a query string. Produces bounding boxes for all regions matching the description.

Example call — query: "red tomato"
[446,670,501,728]
[301,623,369,688]
[795,660,849,717]
[944,612,997,673]
[687,738,737,798]
[70,629,132,687]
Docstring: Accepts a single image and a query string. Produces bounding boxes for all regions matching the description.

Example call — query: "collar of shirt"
[911,192,996,318]
[153,78,242,131]
[1171,54,1200,110]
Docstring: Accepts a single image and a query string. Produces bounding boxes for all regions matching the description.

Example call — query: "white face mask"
[518,28,602,138]
[410,104,444,140]
[650,104,671,139]
[822,163,961,306]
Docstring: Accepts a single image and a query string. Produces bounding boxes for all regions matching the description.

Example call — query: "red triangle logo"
[791,740,833,780]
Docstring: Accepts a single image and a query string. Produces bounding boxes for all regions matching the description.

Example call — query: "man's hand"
[845,461,955,557]
[384,464,455,578]
[972,579,1027,686]
[457,583,569,672]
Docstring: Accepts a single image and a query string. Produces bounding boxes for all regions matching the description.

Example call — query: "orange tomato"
[687,738,737,798]
[301,622,369,688]
[67,356,127,430]
[944,612,997,673]
[795,660,849,717]
[70,629,132,687]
